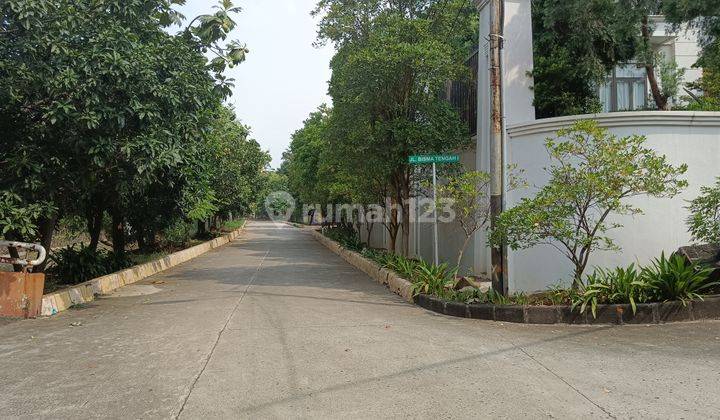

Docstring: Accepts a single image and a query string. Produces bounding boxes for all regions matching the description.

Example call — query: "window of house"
[599,65,648,112]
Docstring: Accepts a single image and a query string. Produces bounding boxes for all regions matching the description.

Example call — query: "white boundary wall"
[506,112,720,292]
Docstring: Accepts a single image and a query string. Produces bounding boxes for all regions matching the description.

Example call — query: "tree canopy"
[0,0,269,266]
[294,0,477,253]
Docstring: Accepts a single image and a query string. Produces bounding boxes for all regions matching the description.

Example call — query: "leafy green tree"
[491,120,688,288]
[663,0,720,106]
[205,107,271,222]
[531,0,638,117]
[436,172,492,272]
[314,0,476,254]
[285,106,335,208]
[0,0,248,261]
[687,178,720,246]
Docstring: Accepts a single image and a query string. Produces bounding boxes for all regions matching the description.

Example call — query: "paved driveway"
[0,221,718,418]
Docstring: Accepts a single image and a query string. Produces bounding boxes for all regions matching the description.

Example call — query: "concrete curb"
[416,294,720,325]
[40,221,248,317]
[307,229,414,303]
[301,226,720,325]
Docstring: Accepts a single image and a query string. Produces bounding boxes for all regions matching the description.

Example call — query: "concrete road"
[0,221,719,419]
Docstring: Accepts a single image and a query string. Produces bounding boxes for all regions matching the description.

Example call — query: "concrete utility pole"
[489,0,507,295]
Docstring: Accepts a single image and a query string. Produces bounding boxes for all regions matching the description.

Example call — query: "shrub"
[641,253,717,305]
[48,244,130,286]
[687,178,720,246]
[324,226,363,251]
[409,261,457,298]
[572,264,649,318]
[163,219,196,248]
[491,120,687,287]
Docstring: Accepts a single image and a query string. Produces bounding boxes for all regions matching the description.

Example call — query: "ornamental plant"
[491,120,688,288]
[687,178,720,246]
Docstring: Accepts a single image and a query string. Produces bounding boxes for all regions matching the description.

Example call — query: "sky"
[178,0,335,168]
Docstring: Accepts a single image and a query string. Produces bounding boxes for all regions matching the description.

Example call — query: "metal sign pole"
[432,162,439,266]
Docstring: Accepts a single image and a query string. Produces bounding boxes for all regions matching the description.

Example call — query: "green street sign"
[408,154,460,165]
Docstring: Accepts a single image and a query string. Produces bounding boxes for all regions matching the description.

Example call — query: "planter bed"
[415,294,720,325]
[305,225,720,325]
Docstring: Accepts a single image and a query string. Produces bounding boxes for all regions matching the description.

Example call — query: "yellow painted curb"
[40,221,248,317]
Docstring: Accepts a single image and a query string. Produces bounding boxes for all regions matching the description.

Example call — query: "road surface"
[1,221,719,418]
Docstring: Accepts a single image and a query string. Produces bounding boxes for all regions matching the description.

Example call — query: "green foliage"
[491,120,688,286]
[299,0,476,253]
[324,226,364,252]
[531,0,639,117]
[0,191,53,238]
[573,264,649,318]
[409,262,457,298]
[163,219,197,248]
[658,55,686,101]
[0,0,266,264]
[642,253,717,305]
[663,1,720,105]
[573,253,716,318]
[222,220,245,232]
[687,178,720,245]
[48,244,130,286]
[436,171,491,270]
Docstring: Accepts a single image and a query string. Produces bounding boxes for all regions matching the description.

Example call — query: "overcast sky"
[178,0,334,168]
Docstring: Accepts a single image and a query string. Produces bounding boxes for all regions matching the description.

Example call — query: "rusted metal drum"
[0,271,45,318]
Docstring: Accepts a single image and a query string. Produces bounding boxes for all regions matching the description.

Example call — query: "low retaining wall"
[40,222,247,316]
[416,294,720,325]
[309,229,414,303]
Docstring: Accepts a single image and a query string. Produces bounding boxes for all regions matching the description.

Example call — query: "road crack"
[173,250,270,419]
[515,345,616,419]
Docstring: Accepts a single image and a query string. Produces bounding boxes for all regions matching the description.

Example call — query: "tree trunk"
[456,234,474,275]
[35,214,58,273]
[197,219,207,237]
[110,206,126,258]
[642,16,668,110]
[400,170,411,257]
[365,222,374,248]
[86,207,103,252]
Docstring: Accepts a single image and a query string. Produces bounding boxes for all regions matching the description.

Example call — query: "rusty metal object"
[0,241,47,268]
[0,272,45,318]
[1,241,47,318]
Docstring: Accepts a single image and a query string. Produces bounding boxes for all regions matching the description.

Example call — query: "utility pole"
[489,0,507,295]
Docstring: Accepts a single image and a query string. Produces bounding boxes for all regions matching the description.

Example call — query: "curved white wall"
[505,111,720,292]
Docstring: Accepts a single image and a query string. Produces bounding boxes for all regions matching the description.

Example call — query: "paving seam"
[514,344,616,419]
[173,249,270,419]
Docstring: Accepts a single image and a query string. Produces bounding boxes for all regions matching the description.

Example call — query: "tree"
[0,0,249,262]
[313,0,476,254]
[205,107,271,222]
[491,120,687,288]
[687,178,720,246]
[531,0,638,117]
[436,172,492,272]
[663,0,720,107]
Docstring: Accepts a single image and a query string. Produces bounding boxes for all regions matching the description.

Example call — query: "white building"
[599,16,703,112]
[363,0,720,294]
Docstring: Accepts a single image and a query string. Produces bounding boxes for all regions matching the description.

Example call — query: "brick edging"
[416,294,720,325]
[307,229,414,303]
[40,221,248,316]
